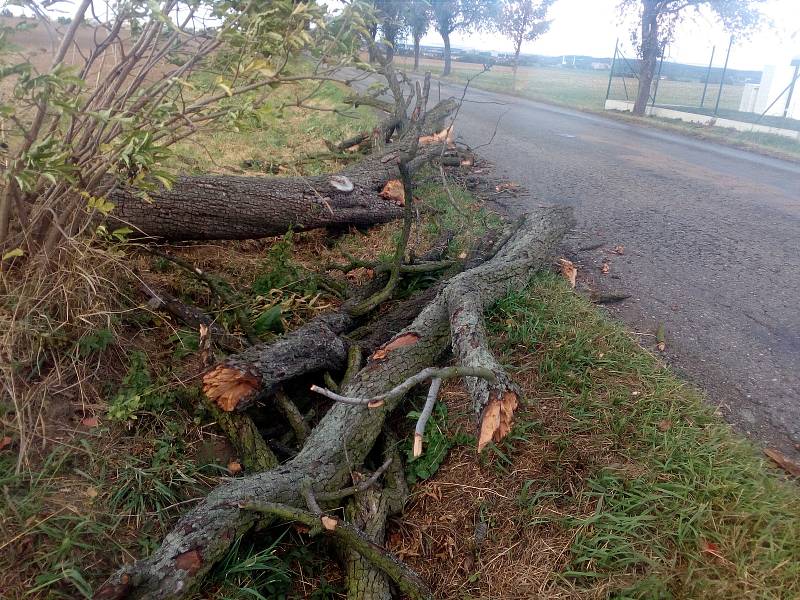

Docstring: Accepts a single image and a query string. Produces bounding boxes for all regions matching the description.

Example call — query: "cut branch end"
[203,365,260,412]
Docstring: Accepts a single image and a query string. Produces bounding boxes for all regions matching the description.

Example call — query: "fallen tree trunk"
[95,206,574,600]
[107,99,457,241]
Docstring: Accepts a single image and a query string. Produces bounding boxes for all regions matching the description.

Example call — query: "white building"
[740,55,800,119]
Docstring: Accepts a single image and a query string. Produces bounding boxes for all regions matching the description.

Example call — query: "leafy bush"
[405,403,471,483]
[107,351,173,422]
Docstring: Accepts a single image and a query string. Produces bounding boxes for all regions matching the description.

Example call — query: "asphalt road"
[424,79,800,455]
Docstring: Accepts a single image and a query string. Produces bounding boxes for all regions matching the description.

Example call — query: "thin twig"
[310,366,496,408]
[413,377,442,457]
[316,458,393,503]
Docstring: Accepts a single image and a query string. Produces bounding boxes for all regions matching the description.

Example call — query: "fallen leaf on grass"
[81,417,99,428]
[0,436,12,451]
[764,448,800,477]
[495,181,520,193]
[227,461,242,475]
[379,179,405,205]
[657,419,672,432]
[321,515,339,531]
[557,258,577,288]
[701,540,724,559]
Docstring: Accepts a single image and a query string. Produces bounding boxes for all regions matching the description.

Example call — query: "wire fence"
[605,38,800,133]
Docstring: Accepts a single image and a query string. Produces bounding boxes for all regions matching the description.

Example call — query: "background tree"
[621,0,765,115]
[406,0,431,71]
[375,0,406,61]
[494,0,553,88]
[430,0,492,76]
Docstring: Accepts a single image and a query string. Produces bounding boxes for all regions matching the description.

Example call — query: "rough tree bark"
[203,312,353,412]
[106,99,457,241]
[94,206,574,600]
[633,0,659,116]
[442,31,452,76]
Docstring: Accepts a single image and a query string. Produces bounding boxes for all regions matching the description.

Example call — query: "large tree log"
[107,99,457,241]
[95,206,573,600]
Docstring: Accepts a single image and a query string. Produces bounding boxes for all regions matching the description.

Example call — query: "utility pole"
[713,35,733,116]
[605,39,619,102]
[700,45,716,108]
[783,58,800,119]
[651,48,666,107]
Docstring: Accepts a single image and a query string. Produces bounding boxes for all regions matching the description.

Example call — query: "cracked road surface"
[424,79,800,455]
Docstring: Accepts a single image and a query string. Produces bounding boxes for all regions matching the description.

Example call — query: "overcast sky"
[415,0,800,70]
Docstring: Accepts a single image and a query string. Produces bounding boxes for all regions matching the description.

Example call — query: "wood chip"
[557,258,577,288]
[321,515,338,531]
[371,332,420,361]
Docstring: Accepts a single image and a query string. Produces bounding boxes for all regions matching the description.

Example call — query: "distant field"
[392,55,745,112]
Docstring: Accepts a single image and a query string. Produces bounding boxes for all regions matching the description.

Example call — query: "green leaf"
[2,247,24,261]
[252,306,283,335]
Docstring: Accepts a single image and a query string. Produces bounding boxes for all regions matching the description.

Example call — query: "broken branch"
[310,365,495,408]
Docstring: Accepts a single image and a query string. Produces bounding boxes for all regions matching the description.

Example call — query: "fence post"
[651,49,666,108]
[713,35,733,116]
[700,45,716,108]
[605,38,619,103]
[783,60,800,119]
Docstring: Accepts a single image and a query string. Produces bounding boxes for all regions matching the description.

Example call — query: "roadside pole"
[713,35,733,116]
[605,38,619,103]
[651,49,666,108]
[700,45,716,108]
[783,59,800,119]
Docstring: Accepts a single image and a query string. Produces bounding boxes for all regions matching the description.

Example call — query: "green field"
[392,55,800,161]
[393,55,744,112]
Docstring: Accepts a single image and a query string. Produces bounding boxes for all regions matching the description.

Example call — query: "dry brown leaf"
[0,436,13,451]
[601,261,610,275]
[612,244,625,255]
[85,486,99,499]
[657,419,672,432]
[558,258,577,288]
[321,515,338,531]
[495,181,520,193]
[81,417,99,428]
[379,179,405,205]
[227,461,242,475]
[701,540,724,559]
[764,448,800,477]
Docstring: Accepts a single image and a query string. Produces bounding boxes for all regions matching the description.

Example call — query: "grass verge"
[390,273,800,599]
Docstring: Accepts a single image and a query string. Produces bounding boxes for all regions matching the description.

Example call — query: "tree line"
[366,0,766,114]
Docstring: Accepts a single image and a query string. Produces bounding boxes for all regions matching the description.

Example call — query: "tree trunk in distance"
[633,1,659,116]
[413,35,421,71]
[442,31,452,76]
